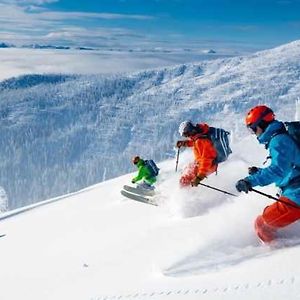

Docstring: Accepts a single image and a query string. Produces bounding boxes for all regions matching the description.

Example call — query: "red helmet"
[132,156,140,165]
[245,105,275,130]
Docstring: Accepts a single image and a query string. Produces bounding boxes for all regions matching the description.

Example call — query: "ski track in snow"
[163,238,300,277]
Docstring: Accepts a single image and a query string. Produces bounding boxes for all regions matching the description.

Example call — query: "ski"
[120,190,158,206]
[123,185,155,197]
[0,234,6,238]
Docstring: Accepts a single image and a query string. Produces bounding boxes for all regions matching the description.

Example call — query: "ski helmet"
[178,121,196,137]
[132,156,141,165]
[245,105,275,132]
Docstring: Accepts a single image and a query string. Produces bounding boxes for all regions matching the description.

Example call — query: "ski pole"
[199,184,300,209]
[250,188,300,209]
[175,147,180,172]
[199,183,238,197]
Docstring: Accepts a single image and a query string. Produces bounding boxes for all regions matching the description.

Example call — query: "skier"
[131,156,158,190]
[176,121,218,187]
[236,105,300,243]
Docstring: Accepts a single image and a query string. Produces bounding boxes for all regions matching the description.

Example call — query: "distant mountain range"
[0,42,13,48]
[0,41,217,54]
[0,42,94,50]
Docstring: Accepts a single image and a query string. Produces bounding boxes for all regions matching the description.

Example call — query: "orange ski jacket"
[185,123,217,176]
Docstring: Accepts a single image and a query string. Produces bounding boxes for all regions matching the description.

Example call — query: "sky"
[1,0,300,52]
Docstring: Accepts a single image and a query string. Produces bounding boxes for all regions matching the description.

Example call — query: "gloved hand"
[176,140,188,148]
[191,174,206,187]
[131,179,136,184]
[248,166,259,175]
[236,179,252,193]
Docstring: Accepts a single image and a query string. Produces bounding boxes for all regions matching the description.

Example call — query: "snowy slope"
[0,40,300,209]
[1,143,300,300]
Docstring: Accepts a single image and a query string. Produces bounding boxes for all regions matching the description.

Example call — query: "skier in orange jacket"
[176,121,218,187]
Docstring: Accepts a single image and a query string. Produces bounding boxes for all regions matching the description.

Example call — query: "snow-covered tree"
[295,97,300,121]
[0,186,8,212]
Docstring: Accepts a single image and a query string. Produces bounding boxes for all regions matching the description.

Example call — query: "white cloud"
[0,1,154,46]
[0,1,153,24]
[44,26,139,39]
[0,0,58,4]
[38,11,154,21]
[229,25,258,32]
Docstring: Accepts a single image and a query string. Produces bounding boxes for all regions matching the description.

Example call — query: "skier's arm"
[246,140,291,187]
[132,166,147,183]
[185,140,193,147]
[176,140,193,148]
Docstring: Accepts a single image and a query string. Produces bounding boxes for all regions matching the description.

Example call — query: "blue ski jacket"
[246,120,300,205]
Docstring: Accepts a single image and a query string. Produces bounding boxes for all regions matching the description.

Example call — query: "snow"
[1,145,300,300]
[1,40,300,299]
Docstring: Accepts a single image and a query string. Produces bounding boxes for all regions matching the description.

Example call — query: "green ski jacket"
[132,160,156,184]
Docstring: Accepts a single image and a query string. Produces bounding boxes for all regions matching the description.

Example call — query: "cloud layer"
[0,0,154,47]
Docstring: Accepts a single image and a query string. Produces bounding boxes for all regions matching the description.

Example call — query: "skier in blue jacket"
[236,105,300,243]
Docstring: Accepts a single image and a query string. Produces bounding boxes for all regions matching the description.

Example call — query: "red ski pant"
[255,196,300,243]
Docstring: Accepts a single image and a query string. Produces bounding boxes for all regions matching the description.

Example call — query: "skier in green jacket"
[131,156,157,190]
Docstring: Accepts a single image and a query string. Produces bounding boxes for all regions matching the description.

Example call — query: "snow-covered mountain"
[0,40,300,209]
[0,42,13,48]
[202,49,217,54]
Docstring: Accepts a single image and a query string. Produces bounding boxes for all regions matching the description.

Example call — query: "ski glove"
[176,140,188,148]
[248,166,259,175]
[235,179,252,193]
[191,174,206,187]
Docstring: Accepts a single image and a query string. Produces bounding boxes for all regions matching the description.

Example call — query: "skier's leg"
[137,182,147,189]
[264,197,300,227]
[255,215,276,243]
[255,197,300,243]
[180,162,198,187]
[137,181,155,190]
[143,180,155,190]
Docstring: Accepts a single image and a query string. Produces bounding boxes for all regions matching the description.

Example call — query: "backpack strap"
[265,127,287,149]
[265,125,300,176]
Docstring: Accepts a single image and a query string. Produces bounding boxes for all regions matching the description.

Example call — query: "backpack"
[268,121,300,170]
[284,122,300,147]
[207,127,232,163]
[144,160,160,177]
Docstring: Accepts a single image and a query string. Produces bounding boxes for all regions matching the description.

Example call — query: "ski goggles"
[247,124,257,134]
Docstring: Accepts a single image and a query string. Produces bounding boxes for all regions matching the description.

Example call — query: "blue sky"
[1,0,300,51]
